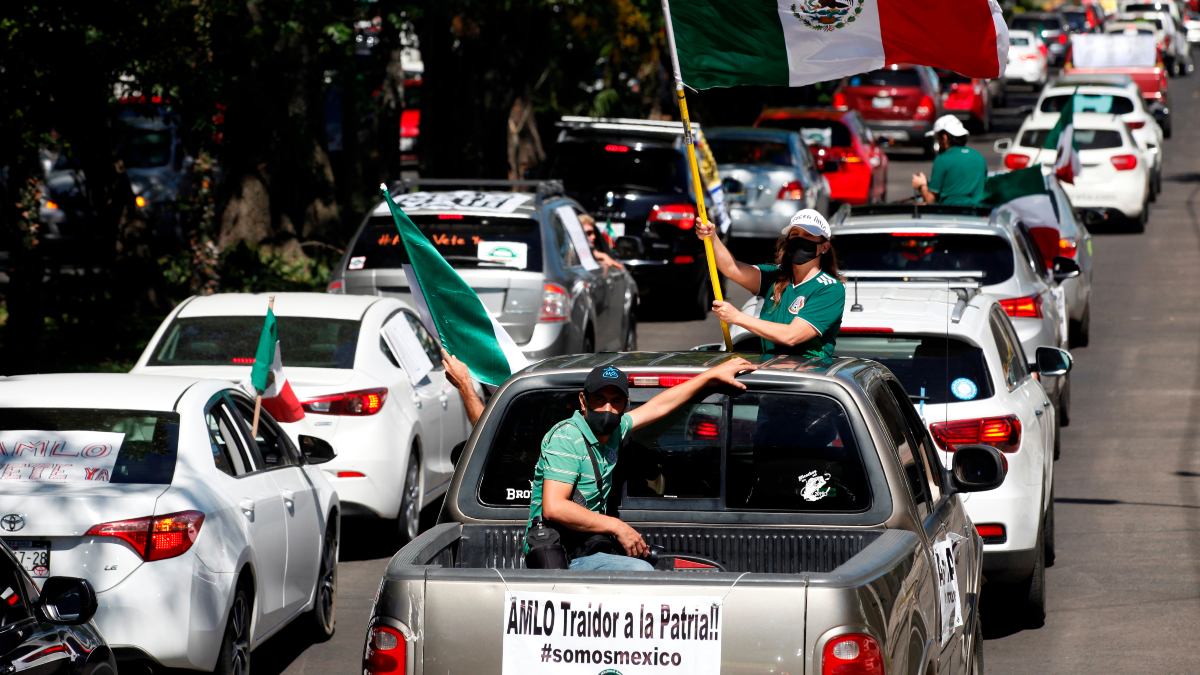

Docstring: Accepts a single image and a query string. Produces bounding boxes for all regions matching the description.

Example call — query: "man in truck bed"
[530,360,754,571]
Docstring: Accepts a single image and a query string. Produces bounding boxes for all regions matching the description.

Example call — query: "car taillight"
[999,294,1043,318]
[1059,236,1078,258]
[301,388,388,416]
[1021,54,1040,61]
[976,524,1007,544]
[777,181,805,200]
[1004,153,1031,170]
[915,95,935,119]
[1126,120,1145,129]
[930,415,1022,454]
[539,283,568,322]
[1110,154,1138,171]
[833,92,848,110]
[1058,34,1068,44]
[629,373,697,387]
[363,625,407,675]
[822,634,883,675]
[673,255,694,264]
[825,147,864,164]
[648,203,697,229]
[326,279,344,293]
[87,511,205,562]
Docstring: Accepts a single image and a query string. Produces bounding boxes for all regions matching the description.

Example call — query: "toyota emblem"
[0,514,25,532]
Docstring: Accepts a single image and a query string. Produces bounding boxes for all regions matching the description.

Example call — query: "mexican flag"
[662,0,1009,89]
[1042,90,1081,184]
[379,185,528,387]
[982,166,1057,228]
[246,309,305,423]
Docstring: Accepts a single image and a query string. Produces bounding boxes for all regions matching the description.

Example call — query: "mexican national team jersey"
[754,265,846,358]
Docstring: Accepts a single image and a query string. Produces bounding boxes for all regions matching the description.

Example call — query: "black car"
[0,538,114,674]
[546,116,729,319]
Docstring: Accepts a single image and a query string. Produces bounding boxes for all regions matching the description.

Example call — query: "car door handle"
[412,394,422,409]
[1035,409,1044,417]
[438,393,449,408]
[281,489,295,506]
[239,499,255,516]
[1043,401,1051,406]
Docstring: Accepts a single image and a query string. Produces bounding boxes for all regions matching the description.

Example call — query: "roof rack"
[390,178,564,202]
[830,203,996,226]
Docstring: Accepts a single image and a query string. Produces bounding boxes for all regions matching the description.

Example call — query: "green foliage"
[216,243,337,294]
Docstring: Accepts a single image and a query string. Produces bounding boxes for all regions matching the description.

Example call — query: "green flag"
[250,307,277,393]
[1042,87,1080,183]
[982,166,1048,206]
[378,185,528,387]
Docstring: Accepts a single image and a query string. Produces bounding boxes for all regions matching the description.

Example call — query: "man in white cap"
[695,208,846,357]
[912,115,988,206]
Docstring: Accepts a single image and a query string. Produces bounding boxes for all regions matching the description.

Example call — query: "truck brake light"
[823,634,883,675]
[628,373,697,387]
[364,625,407,674]
[87,511,205,561]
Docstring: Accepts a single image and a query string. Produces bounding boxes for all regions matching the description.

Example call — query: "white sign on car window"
[392,190,533,214]
[0,431,125,483]
[1071,34,1157,67]
[478,241,529,270]
[933,533,966,646]
[381,315,435,386]
[502,591,722,675]
[556,206,600,271]
[801,127,833,147]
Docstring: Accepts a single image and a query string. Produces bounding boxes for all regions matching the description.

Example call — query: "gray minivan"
[328,179,637,361]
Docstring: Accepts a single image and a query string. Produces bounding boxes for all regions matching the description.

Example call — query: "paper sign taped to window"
[801,127,833,148]
[392,190,533,214]
[478,241,529,270]
[381,315,435,386]
[0,431,126,483]
[933,533,966,646]
[1071,34,1157,68]
[502,591,722,675]
[556,206,600,271]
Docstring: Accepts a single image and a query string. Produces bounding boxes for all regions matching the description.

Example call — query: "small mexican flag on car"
[982,166,1058,228]
[662,0,1009,89]
[243,305,306,424]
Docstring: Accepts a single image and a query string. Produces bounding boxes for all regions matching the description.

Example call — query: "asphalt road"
[264,77,1200,674]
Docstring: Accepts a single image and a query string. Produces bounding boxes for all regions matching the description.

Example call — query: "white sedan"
[0,373,340,673]
[997,112,1151,231]
[1007,29,1049,86]
[130,292,471,543]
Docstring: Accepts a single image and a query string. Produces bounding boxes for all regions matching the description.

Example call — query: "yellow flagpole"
[661,0,732,351]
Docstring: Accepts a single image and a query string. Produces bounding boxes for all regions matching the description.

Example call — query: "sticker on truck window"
[799,470,833,501]
[0,431,125,483]
[502,591,722,675]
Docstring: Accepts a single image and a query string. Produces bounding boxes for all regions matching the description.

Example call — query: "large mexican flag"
[663,0,1009,89]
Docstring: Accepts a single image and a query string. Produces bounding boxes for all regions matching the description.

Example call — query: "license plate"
[5,540,49,578]
[878,130,909,142]
[604,221,625,237]
[872,96,893,109]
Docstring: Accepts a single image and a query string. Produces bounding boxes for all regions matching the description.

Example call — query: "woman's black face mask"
[786,236,821,265]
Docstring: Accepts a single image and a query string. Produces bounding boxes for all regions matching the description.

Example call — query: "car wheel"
[1044,487,1056,567]
[398,450,421,544]
[1164,119,1172,139]
[1069,304,1090,348]
[1131,203,1147,234]
[624,315,638,351]
[1149,176,1157,202]
[309,518,338,641]
[1021,527,1047,627]
[214,585,251,675]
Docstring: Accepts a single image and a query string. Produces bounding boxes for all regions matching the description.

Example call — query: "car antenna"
[850,274,862,312]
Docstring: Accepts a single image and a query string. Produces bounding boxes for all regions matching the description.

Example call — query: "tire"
[1149,176,1157,202]
[213,585,251,675]
[1020,528,1047,627]
[1131,204,1147,234]
[1069,304,1090,348]
[398,450,421,544]
[1044,488,1056,567]
[624,315,638,351]
[308,518,338,642]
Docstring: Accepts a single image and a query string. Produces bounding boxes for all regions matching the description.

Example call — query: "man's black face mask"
[785,236,821,265]
[585,409,621,437]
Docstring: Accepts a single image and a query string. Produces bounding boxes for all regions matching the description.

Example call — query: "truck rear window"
[478,390,871,513]
[835,232,1015,284]
[833,336,994,404]
[546,144,688,195]
[349,215,544,273]
[708,139,793,166]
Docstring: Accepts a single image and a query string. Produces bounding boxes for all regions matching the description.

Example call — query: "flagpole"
[661,0,733,352]
[251,295,275,439]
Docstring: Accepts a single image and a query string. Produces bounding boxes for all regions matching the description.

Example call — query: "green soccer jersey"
[929,146,987,206]
[524,410,633,554]
[754,265,846,358]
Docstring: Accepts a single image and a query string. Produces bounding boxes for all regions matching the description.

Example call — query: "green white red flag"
[1042,89,1081,185]
[245,309,305,423]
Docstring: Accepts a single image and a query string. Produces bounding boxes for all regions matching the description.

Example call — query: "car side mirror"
[721,177,744,194]
[1035,346,1073,376]
[820,160,840,173]
[450,440,466,467]
[950,444,1006,492]
[38,577,97,625]
[993,138,1013,153]
[1053,256,1081,280]
[615,236,643,258]
[298,435,337,464]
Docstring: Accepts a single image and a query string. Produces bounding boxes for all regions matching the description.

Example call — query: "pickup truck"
[362,352,1007,675]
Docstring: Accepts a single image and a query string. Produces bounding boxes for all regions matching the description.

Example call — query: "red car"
[833,64,945,157]
[754,108,889,205]
[935,70,993,132]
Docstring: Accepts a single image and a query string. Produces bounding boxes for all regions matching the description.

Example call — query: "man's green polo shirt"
[929,146,987,206]
[754,266,846,358]
[524,410,633,554]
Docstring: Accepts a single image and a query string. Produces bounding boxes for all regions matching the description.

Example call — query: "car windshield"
[117,126,172,168]
[835,232,1015,284]
[1062,11,1089,30]
[478,389,871,513]
[1020,128,1124,149]
[1010,36,1033,46]
[148,316,361,368]
[708,139,793,166]
[546,143,687,195]
[848,69,922,88]
[758,119,854,148]
[1040,93,1136,114]
[834,336,995,405]
[1124,4,1170,12]
[349,215,544,272]
[0,409,179,484]
[1011,16,1063,33]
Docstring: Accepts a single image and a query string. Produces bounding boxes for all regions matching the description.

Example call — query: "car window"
[835,232,1015,284]
[924,67,939,93]
[0,553,32,628]
[1010,35,1031,46]
[996,311,1030,380]
[708,139,792,167]
[886,380,943,503]
[548,210,581,268]
[834,335,995,404]
[230,397,296,469]
[1016,223,1051,278]
[759,118,855,149]
[1040,94,1136,115]
[349,214,545,274]
[1019,128,1125,150]
[403,310,443,370]
[989,308,1027,388]
[546,143,688,195]
[149,316,360,369]
[848,68,922,88]
[206,401,254,477]
[870,383,930,518]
